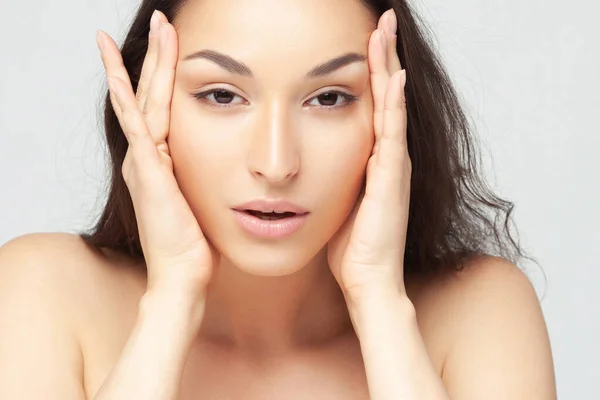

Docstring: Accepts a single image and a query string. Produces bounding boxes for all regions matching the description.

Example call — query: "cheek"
[298,117,372,246]
[168,91,247,168]
[303,116,373,236]
[167,95,237,215]
[310,109,374,196]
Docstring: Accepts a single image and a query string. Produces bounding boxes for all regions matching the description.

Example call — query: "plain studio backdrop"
[0,0,598,397]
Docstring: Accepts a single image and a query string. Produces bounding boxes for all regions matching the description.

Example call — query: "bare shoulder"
[409,255,556,399]
[0,232,102,308]
[0,232,145,303]
[411,254,541,313]
[0,232,146,399]
[0,232,97,399]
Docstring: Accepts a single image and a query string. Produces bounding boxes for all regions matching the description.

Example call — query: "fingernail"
[385,9,397,36]
[160,22,169,45]
[96,30,105,51]
[379,29,386,47]
[150,10,160,36]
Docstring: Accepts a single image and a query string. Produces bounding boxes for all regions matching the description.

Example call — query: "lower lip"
[232,210,309,239]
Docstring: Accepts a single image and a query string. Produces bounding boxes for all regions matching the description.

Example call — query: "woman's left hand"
[327,9,411,303]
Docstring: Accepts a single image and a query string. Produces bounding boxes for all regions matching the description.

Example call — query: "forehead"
[174,0,376,77]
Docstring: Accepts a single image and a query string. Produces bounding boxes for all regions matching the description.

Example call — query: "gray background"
[1,0,598,397]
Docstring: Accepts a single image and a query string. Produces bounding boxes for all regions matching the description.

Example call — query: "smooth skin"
[0,2,556,399]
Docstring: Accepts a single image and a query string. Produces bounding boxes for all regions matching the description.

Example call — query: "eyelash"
[192,88,359,110]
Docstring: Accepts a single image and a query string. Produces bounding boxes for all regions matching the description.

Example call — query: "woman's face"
[169,0,376,276]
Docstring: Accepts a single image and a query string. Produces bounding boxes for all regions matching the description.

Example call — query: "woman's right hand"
[96,11,215,306]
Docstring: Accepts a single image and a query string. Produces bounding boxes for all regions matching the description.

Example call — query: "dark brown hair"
[80,0,536,280]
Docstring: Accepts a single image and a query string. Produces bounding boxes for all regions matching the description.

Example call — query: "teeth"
[243,209,299,216]
[246,210,296,218]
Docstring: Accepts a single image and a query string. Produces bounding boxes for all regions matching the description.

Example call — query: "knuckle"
[123,151,149,193]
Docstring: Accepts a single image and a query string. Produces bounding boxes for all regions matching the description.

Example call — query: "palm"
[327,151,408,296]
[327,11,410,299]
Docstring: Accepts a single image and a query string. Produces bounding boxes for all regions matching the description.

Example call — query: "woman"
[0,0,556,398]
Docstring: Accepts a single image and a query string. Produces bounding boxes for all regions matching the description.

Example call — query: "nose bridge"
[247,98,299,183]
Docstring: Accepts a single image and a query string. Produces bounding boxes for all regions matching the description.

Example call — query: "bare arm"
[92,287,204,400]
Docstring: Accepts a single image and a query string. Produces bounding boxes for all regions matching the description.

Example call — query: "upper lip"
[233,199,309,214]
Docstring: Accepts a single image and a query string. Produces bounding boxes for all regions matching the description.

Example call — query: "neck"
[196,247,354,357]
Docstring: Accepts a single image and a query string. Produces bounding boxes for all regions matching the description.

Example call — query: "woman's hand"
[327,9,410,303]
[97,11,216,304]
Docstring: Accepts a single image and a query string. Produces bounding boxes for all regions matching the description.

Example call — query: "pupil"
[214,90,234,104]
[318,93,337,106]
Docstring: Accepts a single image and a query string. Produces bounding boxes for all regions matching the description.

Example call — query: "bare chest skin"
[178,334,371,400]
[80,251,445,400]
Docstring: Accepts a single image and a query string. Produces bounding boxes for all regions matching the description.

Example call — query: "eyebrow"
[182,50,366,79]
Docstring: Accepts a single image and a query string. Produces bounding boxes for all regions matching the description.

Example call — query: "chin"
[232,259,305,277]
[218,240,327,277]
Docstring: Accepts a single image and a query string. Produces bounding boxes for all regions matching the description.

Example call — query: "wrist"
[346,282,407,310]
[346,285,415,329]
[141,285,207,335]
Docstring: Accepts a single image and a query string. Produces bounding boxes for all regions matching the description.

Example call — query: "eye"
[306,91,359,110]
[192,89,246,108]
[192,88,359,110]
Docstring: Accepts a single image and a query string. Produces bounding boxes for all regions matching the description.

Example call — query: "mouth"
[231,199,310,237]
[242,210,300,220]
[232,209,310,238]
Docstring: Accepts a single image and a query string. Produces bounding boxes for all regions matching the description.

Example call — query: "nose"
[247,101,300,184]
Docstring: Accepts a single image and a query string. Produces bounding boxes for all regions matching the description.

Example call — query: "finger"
[97,30,135,121]
[107,75,160,161]
[143,21,179,143]
[378,9,402,73]
[137,10,166,111]
[369,28,391,142]
[97,31,135,119]
[377,69,408,171]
